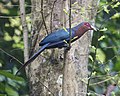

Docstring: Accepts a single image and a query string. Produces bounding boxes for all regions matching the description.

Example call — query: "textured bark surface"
[28,0,98,96]
[63,0,98,96]
[19,0,29,62]
[29,0,64,96]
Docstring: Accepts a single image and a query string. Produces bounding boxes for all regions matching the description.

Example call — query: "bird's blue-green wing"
[39,29,74,46]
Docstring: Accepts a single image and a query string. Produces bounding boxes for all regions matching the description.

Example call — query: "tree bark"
[28,0,99,96]
[19,0,29,62]
[62,1,99,96]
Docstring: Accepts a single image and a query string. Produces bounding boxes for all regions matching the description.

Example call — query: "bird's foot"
[64,43,71,50]
[65,46,71,50]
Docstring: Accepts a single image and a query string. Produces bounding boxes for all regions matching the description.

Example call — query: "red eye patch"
[84,22,91,28]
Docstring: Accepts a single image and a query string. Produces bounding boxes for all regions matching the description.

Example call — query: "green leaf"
[10,18,21,27]
[4,33,12,41]
[89,55,94,62]
[114,61,120,71]
[63,9,69,15]
[98,35,105,41]
[91,45,96,50]
[100,27,108,31]
[13,35,21,43]
[12,42,24,49]
[96,49,106,63]
[5,84,19,96]
[0,94,7,96]
[111,2,120,8]
[103,6,110,14]
[111,13,120,19]
[81,7,85,13]
[72,2,78,6]
[0,82,5,92]
[0,70,24,81]
[90,45,96,53]
[1,8,10,14]
[15,29,21,36]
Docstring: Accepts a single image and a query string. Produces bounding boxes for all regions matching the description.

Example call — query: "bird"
[15,22,97,75]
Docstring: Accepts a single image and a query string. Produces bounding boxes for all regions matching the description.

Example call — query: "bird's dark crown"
[72,22,92,31]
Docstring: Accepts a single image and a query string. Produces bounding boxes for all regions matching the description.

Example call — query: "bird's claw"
[65,45,71,50]
[64,43,71,50]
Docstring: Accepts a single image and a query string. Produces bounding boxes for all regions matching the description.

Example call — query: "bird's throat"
[75,26,88,37]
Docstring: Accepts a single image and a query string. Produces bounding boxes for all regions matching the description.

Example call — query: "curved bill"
[91,25,98,31]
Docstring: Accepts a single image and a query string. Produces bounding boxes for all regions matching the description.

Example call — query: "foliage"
[89,0,120,95]
[0,0,120,95]
[0,0,30,95]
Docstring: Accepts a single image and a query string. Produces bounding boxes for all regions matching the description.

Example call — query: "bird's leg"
[65,45,71,50]
[63,40,71,50]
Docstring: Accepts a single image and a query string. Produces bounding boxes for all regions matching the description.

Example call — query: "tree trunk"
[28,0,99,96]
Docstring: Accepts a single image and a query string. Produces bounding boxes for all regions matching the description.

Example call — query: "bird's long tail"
[15,43,50,75]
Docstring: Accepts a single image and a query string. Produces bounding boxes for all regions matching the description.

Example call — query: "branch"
[50,0,58,33]
[41,0,49,35]
[68,0,72,47]
[90,77,112,86]
[19,0,29,62]
[39,81,55,96]
[62,0,72,95]
[0,48,23,65]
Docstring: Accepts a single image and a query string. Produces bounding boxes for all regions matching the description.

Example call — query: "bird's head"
[73,22,98,37]
[83,22,97,31]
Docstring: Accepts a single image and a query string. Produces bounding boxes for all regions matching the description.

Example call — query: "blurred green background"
[0,0,120,95]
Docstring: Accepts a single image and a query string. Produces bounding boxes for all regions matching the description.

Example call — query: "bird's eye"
[86,23,89,26]
[85,23,90,27]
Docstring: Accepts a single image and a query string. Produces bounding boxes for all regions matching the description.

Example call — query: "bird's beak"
[91,25,98,31]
